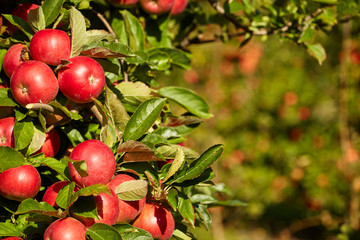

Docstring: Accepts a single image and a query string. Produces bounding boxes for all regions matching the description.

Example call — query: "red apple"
[10,60,59,107]
[132,203,175,240]
[140,0,175,15]
[8,3,39,34]
[72,189,120,228]
[107,174,146,223]
[43,217,87,240]
[57,56,106,103]
[170,0,188,16]
[29,29,71,66]
[68,139,116,187]
[0,165,41,201]
[0,117,15,148]
[2,44,28,78]
[42,181,73,207]
[108,0,139,7]
[35,129,61,158]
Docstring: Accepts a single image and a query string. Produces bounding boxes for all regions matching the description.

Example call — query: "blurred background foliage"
[157,19,360,239]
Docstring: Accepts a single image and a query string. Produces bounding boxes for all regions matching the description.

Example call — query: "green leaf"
[40,157,70,181]
[178,192,195,227]
[70,7,87,57]
[113,224,153,240]
[172,229,192,240]
[174,168,216,187]
[115,179,148,201]
[14,120,34,150]
[0,49,7,72]
[163,146,184,182]
[157,144,199,160]
[86,29,116,45]
[305,43,326,65]
[169,145,223,184]
[120,10,145,51]
[123,98,166,141]
[27,6,46,32]
[148,48,191,70]
[313,0,337,4]
[86,223,122,240]
[195,205,212,230]
[56,181,75,209]
[158,87,213,119]
[298,25,316,44]
[42,0,64,26]
[0,147,27,172]
[67,184,112,210]
[70,196,98,219]
[166,188,178,211]
[81,41,134,58]
[26,124,46,155]
[2,14,33,39]
[105,86,130,134]
[0,222,22,237]
[15,199,57,215]
[146,15,172,48]
[0,88,18,107]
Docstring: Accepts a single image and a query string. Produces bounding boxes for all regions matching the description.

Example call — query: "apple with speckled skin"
[0,165,41,202]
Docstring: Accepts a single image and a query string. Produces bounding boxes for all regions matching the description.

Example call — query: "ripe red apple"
[170,0,188,16]
[108,0,139,7]
[43,217,87,240]
[0,117,15,148]
[1,237,23,240]
[34,129,61,158]
[8,3,39,34]
[42,181,72,207]
[0,165,41,202]
[107,173,146,223]
[10,60,59,107]
[68,139,116,187]
[140,0,175,15]
[132,203,175,240]
[3,44,29,78]
[29,29,71,66]
[57,56,106,103]
[72,189,120,228]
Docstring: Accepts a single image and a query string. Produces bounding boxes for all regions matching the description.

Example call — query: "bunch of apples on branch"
[0,0,243,239]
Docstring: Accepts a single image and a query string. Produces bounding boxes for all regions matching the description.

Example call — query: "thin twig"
[90,9,129,82]
[26,103,55,113]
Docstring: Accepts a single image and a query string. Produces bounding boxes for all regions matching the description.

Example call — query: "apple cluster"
[109,0,188,16]
[3,29,105,107]
[1,21,175,240]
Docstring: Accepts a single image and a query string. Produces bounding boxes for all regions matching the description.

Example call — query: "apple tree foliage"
[0,0,358,239]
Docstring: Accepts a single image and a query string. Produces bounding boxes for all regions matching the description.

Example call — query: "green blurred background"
[158,22,360,240]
